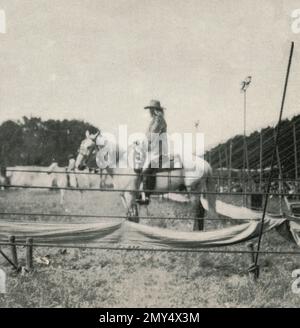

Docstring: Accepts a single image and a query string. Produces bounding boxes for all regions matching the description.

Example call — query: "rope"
[254,41,295,275]
[0,248,18,270]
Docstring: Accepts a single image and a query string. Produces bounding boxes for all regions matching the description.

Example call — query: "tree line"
[1,114,300,177]
[0,117,98,167]
[206,114,300,178]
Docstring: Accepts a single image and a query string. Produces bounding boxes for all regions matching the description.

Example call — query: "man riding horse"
[74,101,217,228]
[137,99,169,205]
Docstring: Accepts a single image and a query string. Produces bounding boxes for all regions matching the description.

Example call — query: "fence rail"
[2,183,300,196]
[1,173,299,270]
[0,210,285,221]
[0,240,299,255]
[4,168,300,182]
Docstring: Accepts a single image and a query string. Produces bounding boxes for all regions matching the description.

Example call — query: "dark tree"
[0,117,99,167]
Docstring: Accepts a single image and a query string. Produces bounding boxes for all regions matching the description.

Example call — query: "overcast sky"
[1,0,300,149]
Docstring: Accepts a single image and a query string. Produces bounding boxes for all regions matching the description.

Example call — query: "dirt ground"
[0,189,300,307]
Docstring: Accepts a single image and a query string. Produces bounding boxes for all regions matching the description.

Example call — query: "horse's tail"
[205,167,217,219]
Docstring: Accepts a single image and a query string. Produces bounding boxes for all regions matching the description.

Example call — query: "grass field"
[0,189,300,307]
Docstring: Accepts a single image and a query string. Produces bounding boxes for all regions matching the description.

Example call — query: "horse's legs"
[122,191,140,223]
[106,168,115,188]
[99,169,104,188]
[129,203,139,223]
[205,174,218,220]
[191,194,205,231]
[60,189,65,206]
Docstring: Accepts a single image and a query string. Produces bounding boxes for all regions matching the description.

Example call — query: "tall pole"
[218,148,222,169]
[293,122,298,194]
[243,92,246,205]
[276,142,284,215]
[241,76,252,205]
[244,91,247,149]
[293,122,298,180]
[252,41,294,279]
[224,145,229,189]
[273,129,283,201]
[229,141,232,190]
[259,130,263,191]
[218,148,222,191]
[274,130,283,180]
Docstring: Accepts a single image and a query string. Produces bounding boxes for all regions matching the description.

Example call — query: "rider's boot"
[136,174,151,205]
[136,192,150,205]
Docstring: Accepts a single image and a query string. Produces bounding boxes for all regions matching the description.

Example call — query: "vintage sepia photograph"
[0,0,300,311]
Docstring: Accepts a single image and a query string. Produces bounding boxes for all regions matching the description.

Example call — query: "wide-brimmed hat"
[144,99,165,110]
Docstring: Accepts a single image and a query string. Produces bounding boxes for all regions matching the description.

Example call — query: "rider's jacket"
[145,111,168,165]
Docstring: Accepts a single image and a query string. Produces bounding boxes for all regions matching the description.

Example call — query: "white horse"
[48,160,100,207]
[75,131,217,230]
[47,162,71,205]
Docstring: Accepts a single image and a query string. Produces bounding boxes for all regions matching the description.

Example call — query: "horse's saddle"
[140,154,182,194]
[151,154,183,173]
[135,154,184,204]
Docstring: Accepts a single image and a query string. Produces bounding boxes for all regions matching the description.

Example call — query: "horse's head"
[75,130,100,170]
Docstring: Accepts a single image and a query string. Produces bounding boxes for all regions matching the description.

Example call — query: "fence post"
[9,235,18,269]
[247,242,255,263]
[26,238,33,271]
[247,242,259,279]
